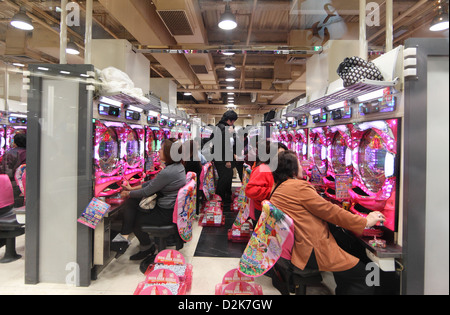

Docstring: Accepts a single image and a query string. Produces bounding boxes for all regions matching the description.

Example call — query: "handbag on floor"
[337,56,384,87]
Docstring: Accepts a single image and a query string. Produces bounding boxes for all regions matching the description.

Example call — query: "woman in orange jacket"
[270,150,385,295]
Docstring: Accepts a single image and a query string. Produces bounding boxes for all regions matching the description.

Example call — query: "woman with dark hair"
[270,150,385,295]
[245,140,286,222]
[114,138,186,260]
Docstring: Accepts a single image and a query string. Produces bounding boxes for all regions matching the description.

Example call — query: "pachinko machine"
[323,124,354,200]
[122,124,145,186]
[294,128,309,162]
[308,127,329,187]
[0,126,5,163]
[94,120,124,205]
[145,126,163,179]
[349,119,399,233]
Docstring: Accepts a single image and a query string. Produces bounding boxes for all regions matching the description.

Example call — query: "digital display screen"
[8,117,27,124]
[148,116,157,124]
[159,119,167,127]
[359,97,396,116]
[99,103,121,117]
[98,103,109,116]
[126,110,141,121]
[313,114,327,123]
[299,116,308,126]
[291,120,298,128]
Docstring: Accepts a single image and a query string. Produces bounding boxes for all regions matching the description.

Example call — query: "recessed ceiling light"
[226,78,236,82]
[226,86,235,90]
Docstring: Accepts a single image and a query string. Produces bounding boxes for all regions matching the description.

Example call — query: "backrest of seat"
[173,172,197,242]
[200,162,216,201]
[15,164,26,199]
[0,174,14,209]
[239,200,294,277]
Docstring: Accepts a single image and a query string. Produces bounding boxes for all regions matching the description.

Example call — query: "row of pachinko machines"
[273,118,399,239]
[94,119,190,206]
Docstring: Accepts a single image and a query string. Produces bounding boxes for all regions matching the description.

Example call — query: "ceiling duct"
[191,64,209,74]
[154,0,196,37]
[157,10,194,36]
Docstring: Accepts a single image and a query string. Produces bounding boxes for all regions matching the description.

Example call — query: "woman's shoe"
[130,243,156,261]
[111,241,129,259]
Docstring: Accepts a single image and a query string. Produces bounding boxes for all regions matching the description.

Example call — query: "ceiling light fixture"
[10,7,34,31]
[430,0,449,31]
[226,86,235,90]
[224,59,236,71]
[66,41,80,55]
[222,51,235,56]
[184,92,192,96]
[218,1,237,30]
[226,78,236,82]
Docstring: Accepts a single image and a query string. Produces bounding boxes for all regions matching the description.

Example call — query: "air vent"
[191,65,209,74]
[157,10,195,36]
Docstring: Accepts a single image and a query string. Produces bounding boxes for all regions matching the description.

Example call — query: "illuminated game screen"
[331,132,347,175]
[313,135,327,175]
[125,130,140,167]
[98,128,119,175]
[358,129,388,193]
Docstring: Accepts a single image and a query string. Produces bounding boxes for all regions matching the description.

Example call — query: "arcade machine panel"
[123,125,145,186]
[349,119,399,233]
[287,130,295,150]
[309,127,328,187]
[324,124,354,200]
[94,120,124,205]
[0,126,5,162]
[295,129,309,161]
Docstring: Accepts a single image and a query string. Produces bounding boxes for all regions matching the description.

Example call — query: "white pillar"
[60,0,68,64]
[84,0,93,64]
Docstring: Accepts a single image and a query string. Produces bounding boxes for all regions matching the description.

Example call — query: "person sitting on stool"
[114,138,186,260]
[270,150,385,295]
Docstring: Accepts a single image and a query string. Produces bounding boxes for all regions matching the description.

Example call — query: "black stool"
[271,258,323,295]
[141,224,183,252]
[292,267,323,295]
[0,208,25,264]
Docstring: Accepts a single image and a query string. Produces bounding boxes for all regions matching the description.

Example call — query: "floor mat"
[194,206,248,258]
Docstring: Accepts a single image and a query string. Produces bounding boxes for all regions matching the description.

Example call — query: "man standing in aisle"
[209,110,238,207]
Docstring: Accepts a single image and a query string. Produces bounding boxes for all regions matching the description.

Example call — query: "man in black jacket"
[210,110,238,206]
